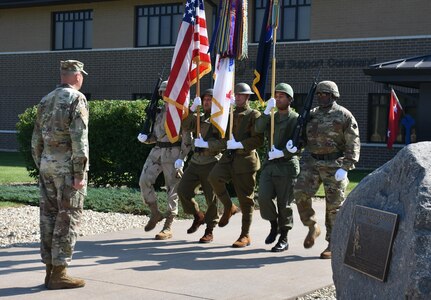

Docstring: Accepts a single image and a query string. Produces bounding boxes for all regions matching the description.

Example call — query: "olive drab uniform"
[294,102,360,243]
[31,83,89,268]
[177,110,226,242]
[255,110,300,235]
[139,104,192,236]
[208,104,264,245]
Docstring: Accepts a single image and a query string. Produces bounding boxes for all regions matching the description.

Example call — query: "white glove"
[137,133,148,143]
[227,135,244,150]
[230,96,236,106]
[174,159,184,170]
[264,98,276,115]
[194,134,209,148]
[286,139,297,153]
[190,96,201,112]
[268,146,284,160]
[335,168,348,181]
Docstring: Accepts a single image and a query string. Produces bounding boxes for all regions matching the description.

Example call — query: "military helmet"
[234,82,254,94]
[159,80,168,92]
[202,88,213,97]
[275,83,294,98]
[316,81,339,98]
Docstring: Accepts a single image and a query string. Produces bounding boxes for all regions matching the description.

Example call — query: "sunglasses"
[316,92,329,97]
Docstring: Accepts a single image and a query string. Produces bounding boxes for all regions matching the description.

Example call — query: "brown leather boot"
[144,203,164,232]
[187,211,205,234]
[47,265,85,290]
[218,204,239,227]
[199,228,213,243]
[304,223,321,249]
[232,234,251,248]
[155,215,174,240]
[44,264,53,288]
[320,244,331,259]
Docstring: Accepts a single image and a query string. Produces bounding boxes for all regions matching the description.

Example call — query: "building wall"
[311,0,431,39]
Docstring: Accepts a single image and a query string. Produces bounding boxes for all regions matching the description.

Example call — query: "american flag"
[164,0,211,142]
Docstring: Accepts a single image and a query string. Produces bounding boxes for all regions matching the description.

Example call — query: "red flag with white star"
[387,88,403,149]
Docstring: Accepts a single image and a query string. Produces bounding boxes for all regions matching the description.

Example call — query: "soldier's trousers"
[208,163,256,236]
[294,161,348,242]
[39,172,85,266]
[139,146,180,216]
[257,163,297,232]
[177,161,219,229]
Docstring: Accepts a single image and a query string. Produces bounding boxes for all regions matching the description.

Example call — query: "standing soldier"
[255,83,300,252]
[137,81,192,240]
[288,80,360,259]
[31,60,89,289]
[208,83,264,248]
[177,88,226,243]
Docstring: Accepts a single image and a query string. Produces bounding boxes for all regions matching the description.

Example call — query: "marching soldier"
[178,88,226,243]
[255,83,300,252]
[288,80,360,259]
[208,83,264,248]
[137,81,192,240]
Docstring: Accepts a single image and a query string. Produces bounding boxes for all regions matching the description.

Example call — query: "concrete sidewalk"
[0,200,333,299]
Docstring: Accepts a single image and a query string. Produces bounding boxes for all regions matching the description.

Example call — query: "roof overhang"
[0,0,116,9]
[363,55,431,89]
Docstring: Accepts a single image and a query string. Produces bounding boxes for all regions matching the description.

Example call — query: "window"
[368,93,418,145]
[53,10,93,50]
[136,4,184,47]
[254,0,311,42]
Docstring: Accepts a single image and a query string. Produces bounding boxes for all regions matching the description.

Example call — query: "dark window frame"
[135,3,184,47]
[52,9,93,50]
[367,92,418,145]
[254,0,311,43]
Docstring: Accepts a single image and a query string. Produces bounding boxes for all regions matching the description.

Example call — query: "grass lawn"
[0,152,35,184]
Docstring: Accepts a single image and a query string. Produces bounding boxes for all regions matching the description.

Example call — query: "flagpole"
[196,58,201,137]
[270,0,279,148]
[229,68,235,140]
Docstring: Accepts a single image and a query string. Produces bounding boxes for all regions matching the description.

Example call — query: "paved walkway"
[0,200,333,299]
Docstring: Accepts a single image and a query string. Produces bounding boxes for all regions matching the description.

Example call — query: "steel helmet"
[234,83,254,94]
[275,83,294,98]
[316,81,340,98]
[202,88,214,97]
[159,80,168,92]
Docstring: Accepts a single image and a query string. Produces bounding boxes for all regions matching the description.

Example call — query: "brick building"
[1,0,430,169]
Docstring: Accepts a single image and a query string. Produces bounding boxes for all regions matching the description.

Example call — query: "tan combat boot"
[199,227,213,243]
[303,223,321,249]
[47,265,85,290]
[144,202,164,232]
[320,243,332,259]
[232,234,251,248]
[44,264,53,288]
[218,204,239,227]
[155,215,174,240]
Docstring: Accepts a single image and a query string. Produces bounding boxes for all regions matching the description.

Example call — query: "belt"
[195,149,215,156]
[156,141,181,148]
[311,152,343,160]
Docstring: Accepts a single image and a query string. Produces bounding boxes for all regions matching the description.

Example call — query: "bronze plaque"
[343,205,398,282]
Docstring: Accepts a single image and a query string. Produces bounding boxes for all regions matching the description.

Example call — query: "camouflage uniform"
[177,110,225,240]
[139,104,192,226]
[294,101,360,243]
[31,68,89,267]
[208,103,264,244]
[255,110,300,233]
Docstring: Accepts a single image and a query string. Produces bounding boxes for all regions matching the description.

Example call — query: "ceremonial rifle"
[141,68,165,136]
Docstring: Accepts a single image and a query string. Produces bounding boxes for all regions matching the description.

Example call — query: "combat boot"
[232,234,251,248]
[271,230,289,252]
[265,220,278,244]
[320,243,331,259]
[218,204,239,227]
[155,214,174,240]
[303,223,321,249]
[199,227,213,243]
[47,265,85,290]
[187,211,205,234]
[44,264,53,288]
[144,203,164,232]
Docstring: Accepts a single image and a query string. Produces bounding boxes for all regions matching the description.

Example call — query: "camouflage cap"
[60,60,88,75]
[316,81,339,98]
